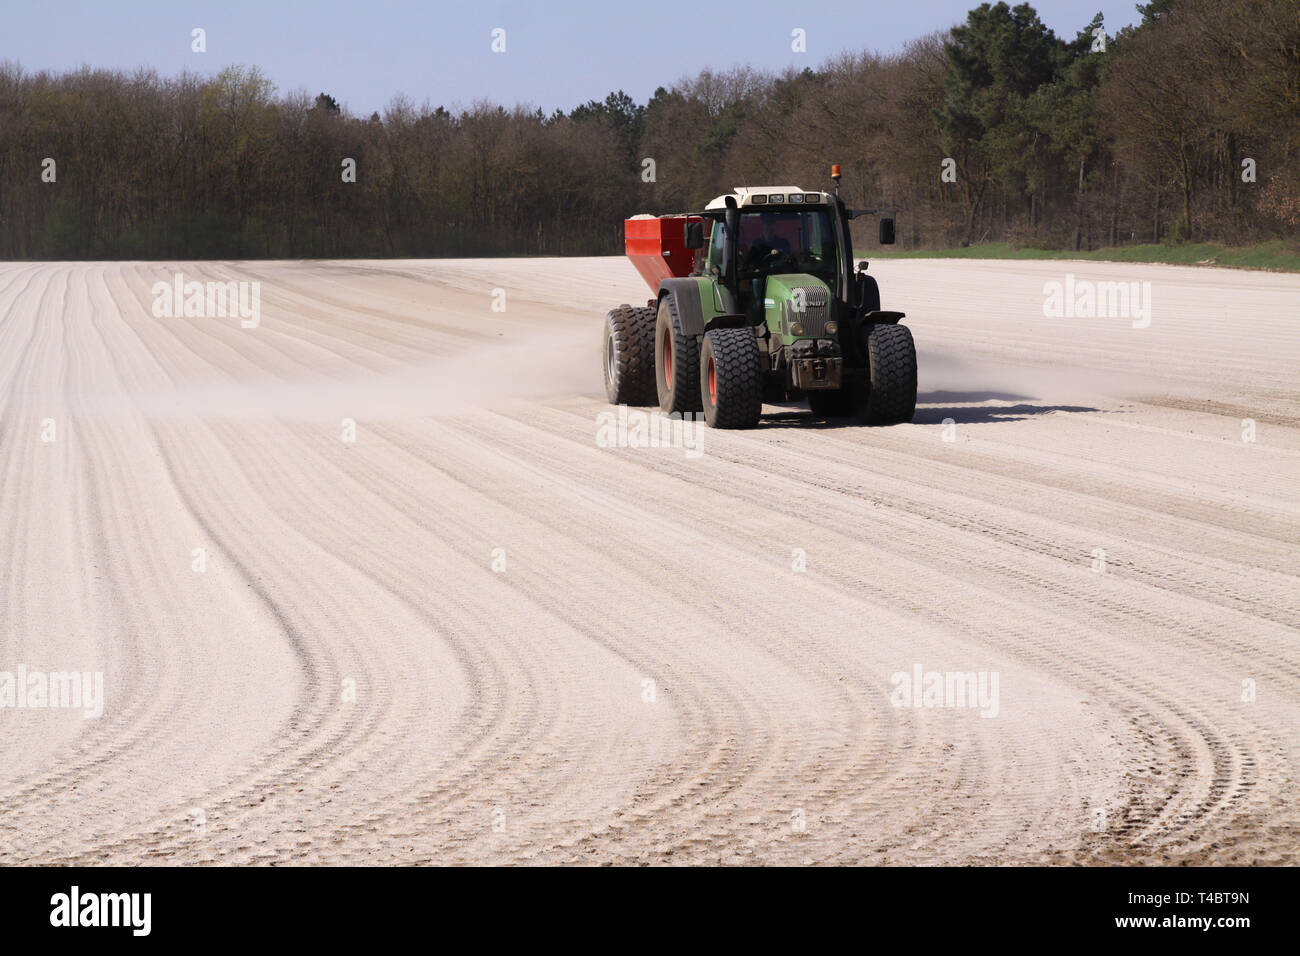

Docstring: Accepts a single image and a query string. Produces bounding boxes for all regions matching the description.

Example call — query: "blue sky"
[6,0,1141,114]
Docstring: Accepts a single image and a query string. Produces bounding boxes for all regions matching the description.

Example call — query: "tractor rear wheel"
[603,305,657,405]
[656,295,703,415]
[856,323,917,425]
[700,327,763,429]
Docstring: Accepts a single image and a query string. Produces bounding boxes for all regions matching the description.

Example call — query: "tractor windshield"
[735,210,837,283]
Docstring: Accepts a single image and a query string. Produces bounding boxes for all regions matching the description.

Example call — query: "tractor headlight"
[789,193,804,203]
[825,320,838,334]
[769,194,785,204]
[790,321,805,335]
[750,194,767,203]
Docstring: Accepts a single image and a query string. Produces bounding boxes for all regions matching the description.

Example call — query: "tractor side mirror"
[879,217,896,245]
[685,220,704,250]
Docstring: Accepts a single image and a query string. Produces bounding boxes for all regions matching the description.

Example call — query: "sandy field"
[0,256,1296,865]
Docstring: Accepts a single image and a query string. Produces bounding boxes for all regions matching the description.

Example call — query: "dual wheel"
[603,298,762,429]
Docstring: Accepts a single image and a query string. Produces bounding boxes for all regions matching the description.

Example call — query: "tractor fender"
[856,271,881,314]
[847,311,908,365]
[657,277,718,337]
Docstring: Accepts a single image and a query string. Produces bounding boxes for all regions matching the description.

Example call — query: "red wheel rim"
[707,356,716,404]
[663,331,673,390]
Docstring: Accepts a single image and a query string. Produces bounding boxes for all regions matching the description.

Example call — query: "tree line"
[0,0,1295,260]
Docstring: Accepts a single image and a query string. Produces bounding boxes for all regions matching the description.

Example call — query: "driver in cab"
[742,214,790,270]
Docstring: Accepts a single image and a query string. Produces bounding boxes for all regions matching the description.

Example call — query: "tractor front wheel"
[700,327,763,429]
[856,323,917,425]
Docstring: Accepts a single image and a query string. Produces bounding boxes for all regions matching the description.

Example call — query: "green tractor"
[603,165,917,429]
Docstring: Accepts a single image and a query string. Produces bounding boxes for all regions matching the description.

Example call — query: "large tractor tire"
[700,327,763,429]
[857,323,917,425]
[656,295,703,415]
[603,305,657,405]
[807,388,854,418]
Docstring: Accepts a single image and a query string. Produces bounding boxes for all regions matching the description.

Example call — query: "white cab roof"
[705,187,826,210]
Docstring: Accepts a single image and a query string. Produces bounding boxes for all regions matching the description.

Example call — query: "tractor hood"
[762,274,831,309]
[763,274,834,338]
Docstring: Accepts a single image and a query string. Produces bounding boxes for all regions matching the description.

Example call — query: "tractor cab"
[701,196,841,329]
[699,187,845,331]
